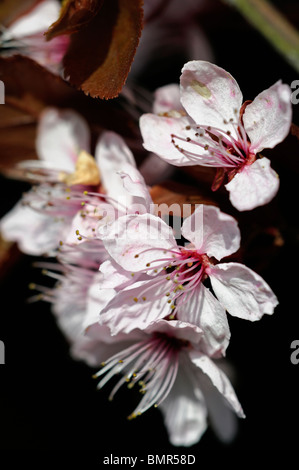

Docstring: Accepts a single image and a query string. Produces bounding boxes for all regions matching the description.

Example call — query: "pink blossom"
[60,130,154,263]
[0,0,69,74]
[78,318,244,447]
[98,204,278,356]
[140,60,292,211]
[0,107,95,255]
[25,129,156,355]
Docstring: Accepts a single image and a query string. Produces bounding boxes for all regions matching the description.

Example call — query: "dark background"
[0,0,299,457]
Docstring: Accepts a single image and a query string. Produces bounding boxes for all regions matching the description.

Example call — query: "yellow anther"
[134,254,139,258]
[28,283,36,290]
[187,262,193,267]
[146,263,151,267]
[142,297,146,301]
[75,230,80,236]
[133,297,138,302]
[59,150,101,186]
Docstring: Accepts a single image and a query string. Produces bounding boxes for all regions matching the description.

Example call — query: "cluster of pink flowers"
[0,0,293,449]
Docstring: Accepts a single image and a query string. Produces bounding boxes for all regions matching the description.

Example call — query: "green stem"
[222,0,299,72]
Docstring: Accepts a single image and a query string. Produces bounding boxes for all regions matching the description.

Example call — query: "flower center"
[92,332,185,419]
[170,104,256,173]
[131,247,210,318]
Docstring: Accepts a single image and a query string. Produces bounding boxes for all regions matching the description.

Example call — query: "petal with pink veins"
[99,259,144,290]
[177,283,230,358]
[101,213,178,273]
[181,204,240,260]
[207,262,279,320]
[180,60,243,138]
[225,157,280,211]
[99,279,173,335]
[139,113,200,166]
[243,81,292,154]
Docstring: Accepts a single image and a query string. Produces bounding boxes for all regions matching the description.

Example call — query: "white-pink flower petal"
[181,204,240,260]
[140,113,199,166]
[225,157,280,211]
[3,0,61,39]
[101,213,178,273]
[208,262,278,320]
[177,283,230,358]
[99,280,173,335]
[119,163,153,214]
[180,60,243,137]
[189,352,245,418]
[244,80,292,153]
[0,201,67,255]
[36,108,90,172]
[153,83,183,115]
[95,131,136,203]
[99,259,144,290]
[159,367,208,447]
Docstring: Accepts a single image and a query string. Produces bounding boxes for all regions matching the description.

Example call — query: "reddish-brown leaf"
[0,55,141,168]
[62,0,144,99]
[291,122,299,140]
[150,181,217,216]
[46,0,104,40]
[0,55,77,116]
